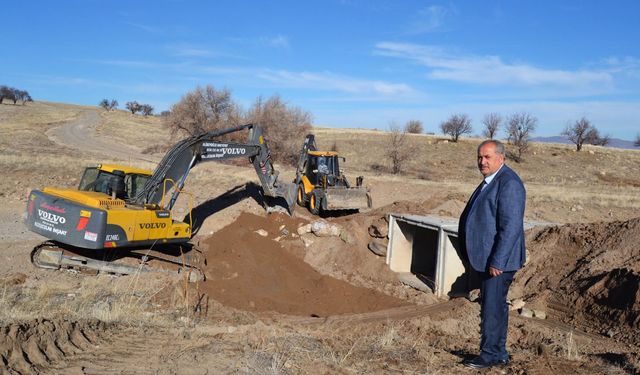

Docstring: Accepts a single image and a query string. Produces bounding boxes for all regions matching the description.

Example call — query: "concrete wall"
[386,214,478,299]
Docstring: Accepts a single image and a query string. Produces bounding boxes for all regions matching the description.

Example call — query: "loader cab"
[306,151,344,187]
[79,164,152,200]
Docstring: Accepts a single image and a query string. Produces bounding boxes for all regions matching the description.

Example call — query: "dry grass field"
[1,101,640,374]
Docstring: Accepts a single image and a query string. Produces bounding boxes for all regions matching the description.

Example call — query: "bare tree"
[562,117,609,151]
[125,101,140,114]
[386,123,415,174]
[594,134,611,147]
[165,85,240,137]
[246,95,312,165]
[440,114,472,142]
[99,99,111,111]
[1,86,31,104]
[506,112,537,161]
[109,99,118,110]
[14,90,31,104]
[0,86,16,104]
[10,90,19,104]
[139,104,154,116]
[0,86,7,103]
[482,113,501,139]
[404,119,423,134]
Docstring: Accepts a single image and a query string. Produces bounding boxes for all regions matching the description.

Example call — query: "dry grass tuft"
[566,331,581,361]
[0,273,185,326]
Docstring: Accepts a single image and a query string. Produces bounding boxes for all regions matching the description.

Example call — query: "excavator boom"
[133,124,295,212]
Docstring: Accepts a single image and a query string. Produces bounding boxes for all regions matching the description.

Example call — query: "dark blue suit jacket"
[459,165,526,273]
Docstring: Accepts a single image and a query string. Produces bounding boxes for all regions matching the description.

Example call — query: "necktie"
[468,180,486,209]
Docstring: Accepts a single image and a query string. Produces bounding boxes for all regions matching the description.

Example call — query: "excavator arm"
[295,134,317,186]
[131,124,295,213]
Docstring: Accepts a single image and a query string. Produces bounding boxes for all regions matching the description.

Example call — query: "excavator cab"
[78,164,152,200]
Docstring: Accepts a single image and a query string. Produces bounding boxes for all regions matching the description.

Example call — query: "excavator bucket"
[266,182,297,215]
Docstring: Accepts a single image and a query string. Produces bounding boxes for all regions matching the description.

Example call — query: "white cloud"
[124,22,163,34]
[74,56,414,99]
[227,35,291,49]
[405,5,452,34]
[262,35,290,48]
[23,74,119,88]
[256,69,417,97]
[375,42,613,89]
[172,47,213,57]
[164,44,246,60]
[86,59,162,69]
[602,56,640,79]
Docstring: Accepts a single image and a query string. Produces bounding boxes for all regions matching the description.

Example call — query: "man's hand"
[489,266,503,277]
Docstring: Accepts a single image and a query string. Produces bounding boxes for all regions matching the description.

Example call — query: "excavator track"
[31,241,204,282]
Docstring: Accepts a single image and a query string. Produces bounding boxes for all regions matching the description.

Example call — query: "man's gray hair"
[478,139,505,155]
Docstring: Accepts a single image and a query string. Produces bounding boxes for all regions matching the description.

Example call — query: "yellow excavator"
[25,124,295,277]
[295,134,371,215]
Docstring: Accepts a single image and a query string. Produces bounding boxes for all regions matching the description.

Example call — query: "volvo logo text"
[38,209,66,224]
[139,223,167,229]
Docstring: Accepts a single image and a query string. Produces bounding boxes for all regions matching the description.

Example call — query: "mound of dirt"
[199,212,408,317]
[516,217,640,342]
[343,197,465,243]
[0,319,106,374]
[278,198,468,306]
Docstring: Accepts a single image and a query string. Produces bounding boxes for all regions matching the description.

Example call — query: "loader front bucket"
[325,187,371,211]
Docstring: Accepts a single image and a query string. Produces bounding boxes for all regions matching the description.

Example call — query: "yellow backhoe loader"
[294,134,371,215]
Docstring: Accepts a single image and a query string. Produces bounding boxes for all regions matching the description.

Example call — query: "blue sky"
[3,1,639,140]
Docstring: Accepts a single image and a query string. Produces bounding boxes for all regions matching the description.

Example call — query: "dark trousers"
[479,270,515,362]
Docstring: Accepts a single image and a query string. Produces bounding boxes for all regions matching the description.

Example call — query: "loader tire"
[297,184,307,206]
[309,190,322,215]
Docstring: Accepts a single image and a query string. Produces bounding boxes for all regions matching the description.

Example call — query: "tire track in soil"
[59,326,246,375]
[54,328,174,375]
[0,319,108,375]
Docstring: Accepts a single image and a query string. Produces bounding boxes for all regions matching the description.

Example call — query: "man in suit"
[459,139,526,369]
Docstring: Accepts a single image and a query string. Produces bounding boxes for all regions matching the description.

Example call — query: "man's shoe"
[497,357,510,365]
[462,356,505,369]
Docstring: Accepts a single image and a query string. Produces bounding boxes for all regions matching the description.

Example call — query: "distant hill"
[531,135,638,150]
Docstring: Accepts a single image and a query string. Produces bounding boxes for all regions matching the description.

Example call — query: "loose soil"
[199,212,408,316]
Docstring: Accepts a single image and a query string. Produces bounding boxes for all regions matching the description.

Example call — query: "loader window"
[317,157,330,174]
[307,155,340,186]
[307,157,319,185]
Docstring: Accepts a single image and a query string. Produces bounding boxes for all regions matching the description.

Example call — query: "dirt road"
[45,109,158,163]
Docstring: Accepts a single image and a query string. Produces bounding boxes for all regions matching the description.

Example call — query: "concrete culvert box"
[386,214,480,299]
